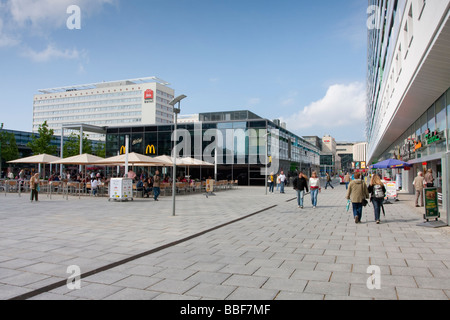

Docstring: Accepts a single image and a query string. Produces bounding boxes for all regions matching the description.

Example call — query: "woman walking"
[346,172,369,223]
[293,173,309,209]
[368,174,386,224]
[269,172,275,193]
[30,173,40,202]
[309,171,321,209]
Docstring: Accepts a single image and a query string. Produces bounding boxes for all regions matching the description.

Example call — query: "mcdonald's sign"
[146,145,156,155]
[120,146,127,155]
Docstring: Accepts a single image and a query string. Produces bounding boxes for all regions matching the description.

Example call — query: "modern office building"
[105,110,321,186]
[336,142,355,173]
[366,1,450,197]
[33,77,175,140]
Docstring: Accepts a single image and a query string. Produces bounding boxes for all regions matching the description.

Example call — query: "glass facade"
[105,112,320,186]
[376,87,449,162]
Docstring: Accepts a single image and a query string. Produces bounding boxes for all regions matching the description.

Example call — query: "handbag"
[361,180,368,207]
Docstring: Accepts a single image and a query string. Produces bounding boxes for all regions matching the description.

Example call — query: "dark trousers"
[31,188,38,201]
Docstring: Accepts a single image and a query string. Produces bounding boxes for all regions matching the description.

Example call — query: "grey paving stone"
[222,274,268,289]
[148,279,199,295]
[225,287,278,300]
[185,283,236,300]
[104,288,160,300]
[304,281,350,296]
[396,287,448,300]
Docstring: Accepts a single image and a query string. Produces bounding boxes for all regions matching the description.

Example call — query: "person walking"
[424,169,434,187]
[268,172,275,193]
[413,172,425,207]
[293,173,309,209]
[309,171,321,209]
[30,173,40,202]
[368,174,386,224]
[344,172,351,190]
[279,171,286,194]
[346,172,369,224]
[153,170,161,201]
[325,172,334,190]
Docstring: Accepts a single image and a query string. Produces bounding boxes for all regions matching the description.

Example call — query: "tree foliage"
[63,133,93,158]
[0,130,20,162]
[27,121,58,156]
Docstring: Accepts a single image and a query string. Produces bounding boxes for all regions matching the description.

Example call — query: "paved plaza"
[0,182,449,300]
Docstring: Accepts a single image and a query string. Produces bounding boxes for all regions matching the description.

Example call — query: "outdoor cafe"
[1,153,238,200]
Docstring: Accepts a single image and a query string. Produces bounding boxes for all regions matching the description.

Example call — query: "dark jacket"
[293,176,309,192]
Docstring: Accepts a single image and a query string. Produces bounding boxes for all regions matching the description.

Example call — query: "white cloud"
[248,98,261,106]
[0,19,20,47]
[0,0,115,62]
[280,82,366,132]
[21,44,83,62]
[6,0,116,29]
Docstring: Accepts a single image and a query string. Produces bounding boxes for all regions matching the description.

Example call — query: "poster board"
[424,188,440,220]
[109,178,133,201]
[383,180,397,200]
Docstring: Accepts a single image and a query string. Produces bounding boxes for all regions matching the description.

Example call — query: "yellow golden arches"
[146,145,156,155]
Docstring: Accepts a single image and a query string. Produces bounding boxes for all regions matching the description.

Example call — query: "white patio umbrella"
[94,152,164,166]
[8,154,61,178]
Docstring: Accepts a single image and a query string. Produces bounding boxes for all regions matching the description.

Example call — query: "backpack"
[373,184,385,198]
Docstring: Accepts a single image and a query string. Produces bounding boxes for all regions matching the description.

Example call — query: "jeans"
[310,188,319,207]
[352,203,363,221]
[371,198,384,221]
[345,182,349,190]
[296,190,304,207]
[269,182,274,193]
[280,182,285,193]
[153,187,160,200]
[325,181,334,189]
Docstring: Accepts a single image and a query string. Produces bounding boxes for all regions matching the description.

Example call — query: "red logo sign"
[144,89,154,100]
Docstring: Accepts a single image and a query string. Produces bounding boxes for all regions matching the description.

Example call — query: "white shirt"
[91,179,100,189]
[309,177,320,188]
[279,174,286,182]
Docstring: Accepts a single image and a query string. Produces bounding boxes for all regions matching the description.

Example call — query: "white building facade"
[366,0,450,198]
[33,77,175,140]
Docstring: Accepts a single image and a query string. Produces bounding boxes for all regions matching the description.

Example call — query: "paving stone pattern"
[0,183,449,300]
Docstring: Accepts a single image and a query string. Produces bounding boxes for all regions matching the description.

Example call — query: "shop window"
[427,104,436,132]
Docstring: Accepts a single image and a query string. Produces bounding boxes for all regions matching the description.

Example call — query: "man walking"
[325,172,334,190]
[413,172,425,207]
[293,173,309,209]
[279,171,286,194]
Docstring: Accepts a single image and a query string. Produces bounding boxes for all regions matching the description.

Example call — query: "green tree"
[63,133,93,158]
[93,142,106,158]
[27,121,58,155]
[0,131,20,162]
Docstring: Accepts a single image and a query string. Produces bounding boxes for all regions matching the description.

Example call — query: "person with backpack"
[368,174,386,224]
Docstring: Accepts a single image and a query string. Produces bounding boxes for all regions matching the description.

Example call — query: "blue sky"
[0,0,368,142]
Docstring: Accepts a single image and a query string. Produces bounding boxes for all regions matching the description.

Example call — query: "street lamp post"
[169,95,187,217]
